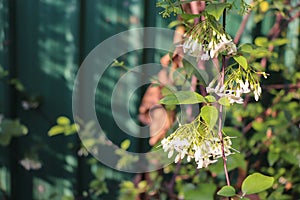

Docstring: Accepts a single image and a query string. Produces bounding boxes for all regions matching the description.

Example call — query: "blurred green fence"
[0,0,164,199]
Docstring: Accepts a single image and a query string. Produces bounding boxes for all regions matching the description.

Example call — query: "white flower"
[227,41,237,55]
[220,34,231,43]
[200,51,210,61]
[253,84,262,101]
[161,118,234,168]
[228,94,244,104]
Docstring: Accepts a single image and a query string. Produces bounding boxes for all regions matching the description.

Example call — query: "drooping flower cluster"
[181,19,237,60]
[161,117,233,168]
[206,66,265,104]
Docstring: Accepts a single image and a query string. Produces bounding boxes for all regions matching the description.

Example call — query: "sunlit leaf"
[200,105,218,129]
[233,55,248,70]
[160,91,206,105]
[57,116,70,126]
[137,180,147,190]
[218,97,230,106]
[180,13,201,21]
[121,139,131,150]
[217,185,236,197]
[259,1,269,13]
[48,125,65,136]
[205,95,216,103]
[254,37,268,47]
[168,20,183,28]
[270,38,289,46]
[206,3,231,20]
[239,43,253,53]
[242,173,274,195]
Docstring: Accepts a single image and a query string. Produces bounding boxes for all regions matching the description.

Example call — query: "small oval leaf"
[233,55,248,70]
[57,116,70,126]
[205,95,216,103]
[218,97,230,106]
[242,173,274,195]
[254,37,268,47]
[121,139,131,150]
[217,185,236,197]
[200,105,218,129]
[160,91,206,105]
[206,3,231,20]
[48,125,65,136]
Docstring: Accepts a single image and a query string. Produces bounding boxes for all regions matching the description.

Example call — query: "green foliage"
[217,173,274,198]
[48,116,78,136]
[0,66,8,79]
[218,96,230,106]
[115,140,138,170]
[241,173,274,195]
[159,91,206,105]
[206,3,231,20]
[200,105,218,129]
[233,55,248,70]
[89,167,109,196]
[0,119,28,146]
[217,185,236,197]
[156,0,183,18]
[182,183,216,200]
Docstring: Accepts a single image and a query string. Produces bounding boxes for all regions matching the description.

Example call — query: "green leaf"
[9,78,25,92]
[267,151,279,166]
[200,105,218,129]
[160,91,206,105]
[161,85,176,96]
[57,116,70,126]
[137,180,147,190]
[64,124,78,136]
[233,55,248,70]
[239,43,253,53]
[48,125,65,136]
[183,183,216,200]
[209,153,246,174]
[0,119,28,146]
[270,38,289,46]
[0,135,11,146]
[218,97,230,106]
[217,186,236,197]
[168,20,183,28]
[206,3,231,20]
[254,37,268,47]
[242,173,274,195]
[205,95,216,103]
[121,139,131,150]
[180,13,201,21]
[1,119,28,136]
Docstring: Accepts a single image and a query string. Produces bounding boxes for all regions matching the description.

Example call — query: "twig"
[218,0,231,187]
[234,12,251,44]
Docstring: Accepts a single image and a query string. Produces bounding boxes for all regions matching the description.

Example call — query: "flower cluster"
[206,67,265,104]
[161,117,233,168]
[181,19,237,60]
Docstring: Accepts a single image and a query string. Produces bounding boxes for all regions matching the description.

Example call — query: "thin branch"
[234,12,251,44]
[218,0,231,187]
